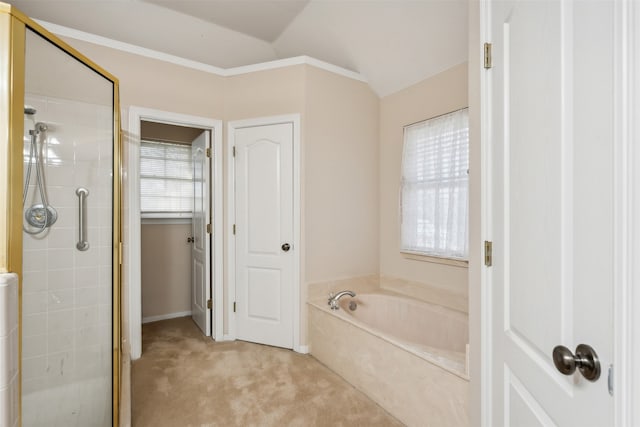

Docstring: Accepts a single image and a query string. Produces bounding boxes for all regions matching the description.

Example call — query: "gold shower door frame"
[0,4,122,426]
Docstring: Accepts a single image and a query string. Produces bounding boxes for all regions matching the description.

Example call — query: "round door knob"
[552,344,601,381]
[552,345,577,375]
[281,243,291,252]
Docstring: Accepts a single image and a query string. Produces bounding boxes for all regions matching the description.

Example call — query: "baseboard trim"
[142,311,192,324]
[296,345,310,354]
[221,334,236,342]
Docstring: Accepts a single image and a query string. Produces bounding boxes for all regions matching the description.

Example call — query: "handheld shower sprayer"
[23,106,57,234]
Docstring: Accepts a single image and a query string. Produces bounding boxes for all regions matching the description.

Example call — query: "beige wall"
[224,66,306,121]
[379,63,469,296]
[140,223,192,319]
[301,66,379,344]
[304,67,379,283]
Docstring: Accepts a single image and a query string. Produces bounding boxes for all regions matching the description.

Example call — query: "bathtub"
[308,291,469,427]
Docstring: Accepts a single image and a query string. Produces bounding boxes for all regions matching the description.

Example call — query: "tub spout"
[328,290,356,310]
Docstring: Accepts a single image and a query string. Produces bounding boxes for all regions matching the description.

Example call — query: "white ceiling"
[10,0,468,97]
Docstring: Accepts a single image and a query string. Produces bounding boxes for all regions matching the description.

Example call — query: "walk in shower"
[0,4,121,426]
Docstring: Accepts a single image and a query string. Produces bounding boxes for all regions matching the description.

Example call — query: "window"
[140,140,192,217]
[400,108,469,260]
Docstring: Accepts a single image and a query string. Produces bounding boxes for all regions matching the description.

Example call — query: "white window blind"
[140,140,192,216]
[400,108,469,259]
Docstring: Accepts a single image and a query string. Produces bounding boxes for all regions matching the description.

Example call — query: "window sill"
[401,251,468,268]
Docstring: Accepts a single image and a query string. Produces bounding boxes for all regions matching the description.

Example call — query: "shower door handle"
[76,187,90,251]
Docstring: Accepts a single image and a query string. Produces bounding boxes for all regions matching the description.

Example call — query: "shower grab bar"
[76,187,89,251]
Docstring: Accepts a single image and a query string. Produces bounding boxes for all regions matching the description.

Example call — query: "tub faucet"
[328,290,356,310]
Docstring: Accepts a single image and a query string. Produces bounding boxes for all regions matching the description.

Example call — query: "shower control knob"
[281,243,291,252]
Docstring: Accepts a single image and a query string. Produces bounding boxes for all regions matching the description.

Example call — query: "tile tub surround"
[0,273,19,427]
[308,295,469,427]
[337,292,468,375]
[306,275,380,301]
[308,274,468,314]
[380,274,468,313]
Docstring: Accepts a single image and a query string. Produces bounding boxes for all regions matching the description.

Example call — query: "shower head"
[24,106,37,115]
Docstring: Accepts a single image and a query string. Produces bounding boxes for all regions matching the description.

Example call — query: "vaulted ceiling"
[9,0,468,97]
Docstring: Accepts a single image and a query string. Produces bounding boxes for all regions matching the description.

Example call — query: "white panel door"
[489,0,614,425]
[191,131,211,336]
[235,123,293,349]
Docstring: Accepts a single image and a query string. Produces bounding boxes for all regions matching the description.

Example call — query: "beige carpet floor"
[132,317,403,427]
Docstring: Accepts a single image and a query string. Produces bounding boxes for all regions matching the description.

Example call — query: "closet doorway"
[128,108,223,359]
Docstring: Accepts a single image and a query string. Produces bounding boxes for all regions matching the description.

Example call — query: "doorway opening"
[128,107,223,360]
[139,122,206,331]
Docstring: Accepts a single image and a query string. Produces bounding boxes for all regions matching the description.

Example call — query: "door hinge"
[206,224,212,234]
[207,299,212,309]
[484,42,492,69]
[232,146,236,157]
[233,224,236,235]
[484,240,493,266]
[206,147,211,158]
[233,302,236,313]
[118,241,123,265]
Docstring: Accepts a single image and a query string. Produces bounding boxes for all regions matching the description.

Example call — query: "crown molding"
[226,55,367,82]
[35,19,368,83]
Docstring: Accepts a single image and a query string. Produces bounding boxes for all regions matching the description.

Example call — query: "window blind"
[140,140,193,215]
[400,108,469,259]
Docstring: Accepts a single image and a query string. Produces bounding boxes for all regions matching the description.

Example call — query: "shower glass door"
[21,27,116,426]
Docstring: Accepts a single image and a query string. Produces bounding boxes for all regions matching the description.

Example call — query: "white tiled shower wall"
[21,94,112,425]
[0,273,19,427]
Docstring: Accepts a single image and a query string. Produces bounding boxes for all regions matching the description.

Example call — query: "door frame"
[473,0,639,424]
[225,114,302,352]
[127,106,223,359]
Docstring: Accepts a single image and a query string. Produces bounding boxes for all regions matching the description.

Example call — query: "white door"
[488,0,614,425]
[191,131,211,336]
[234,123,294,349]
